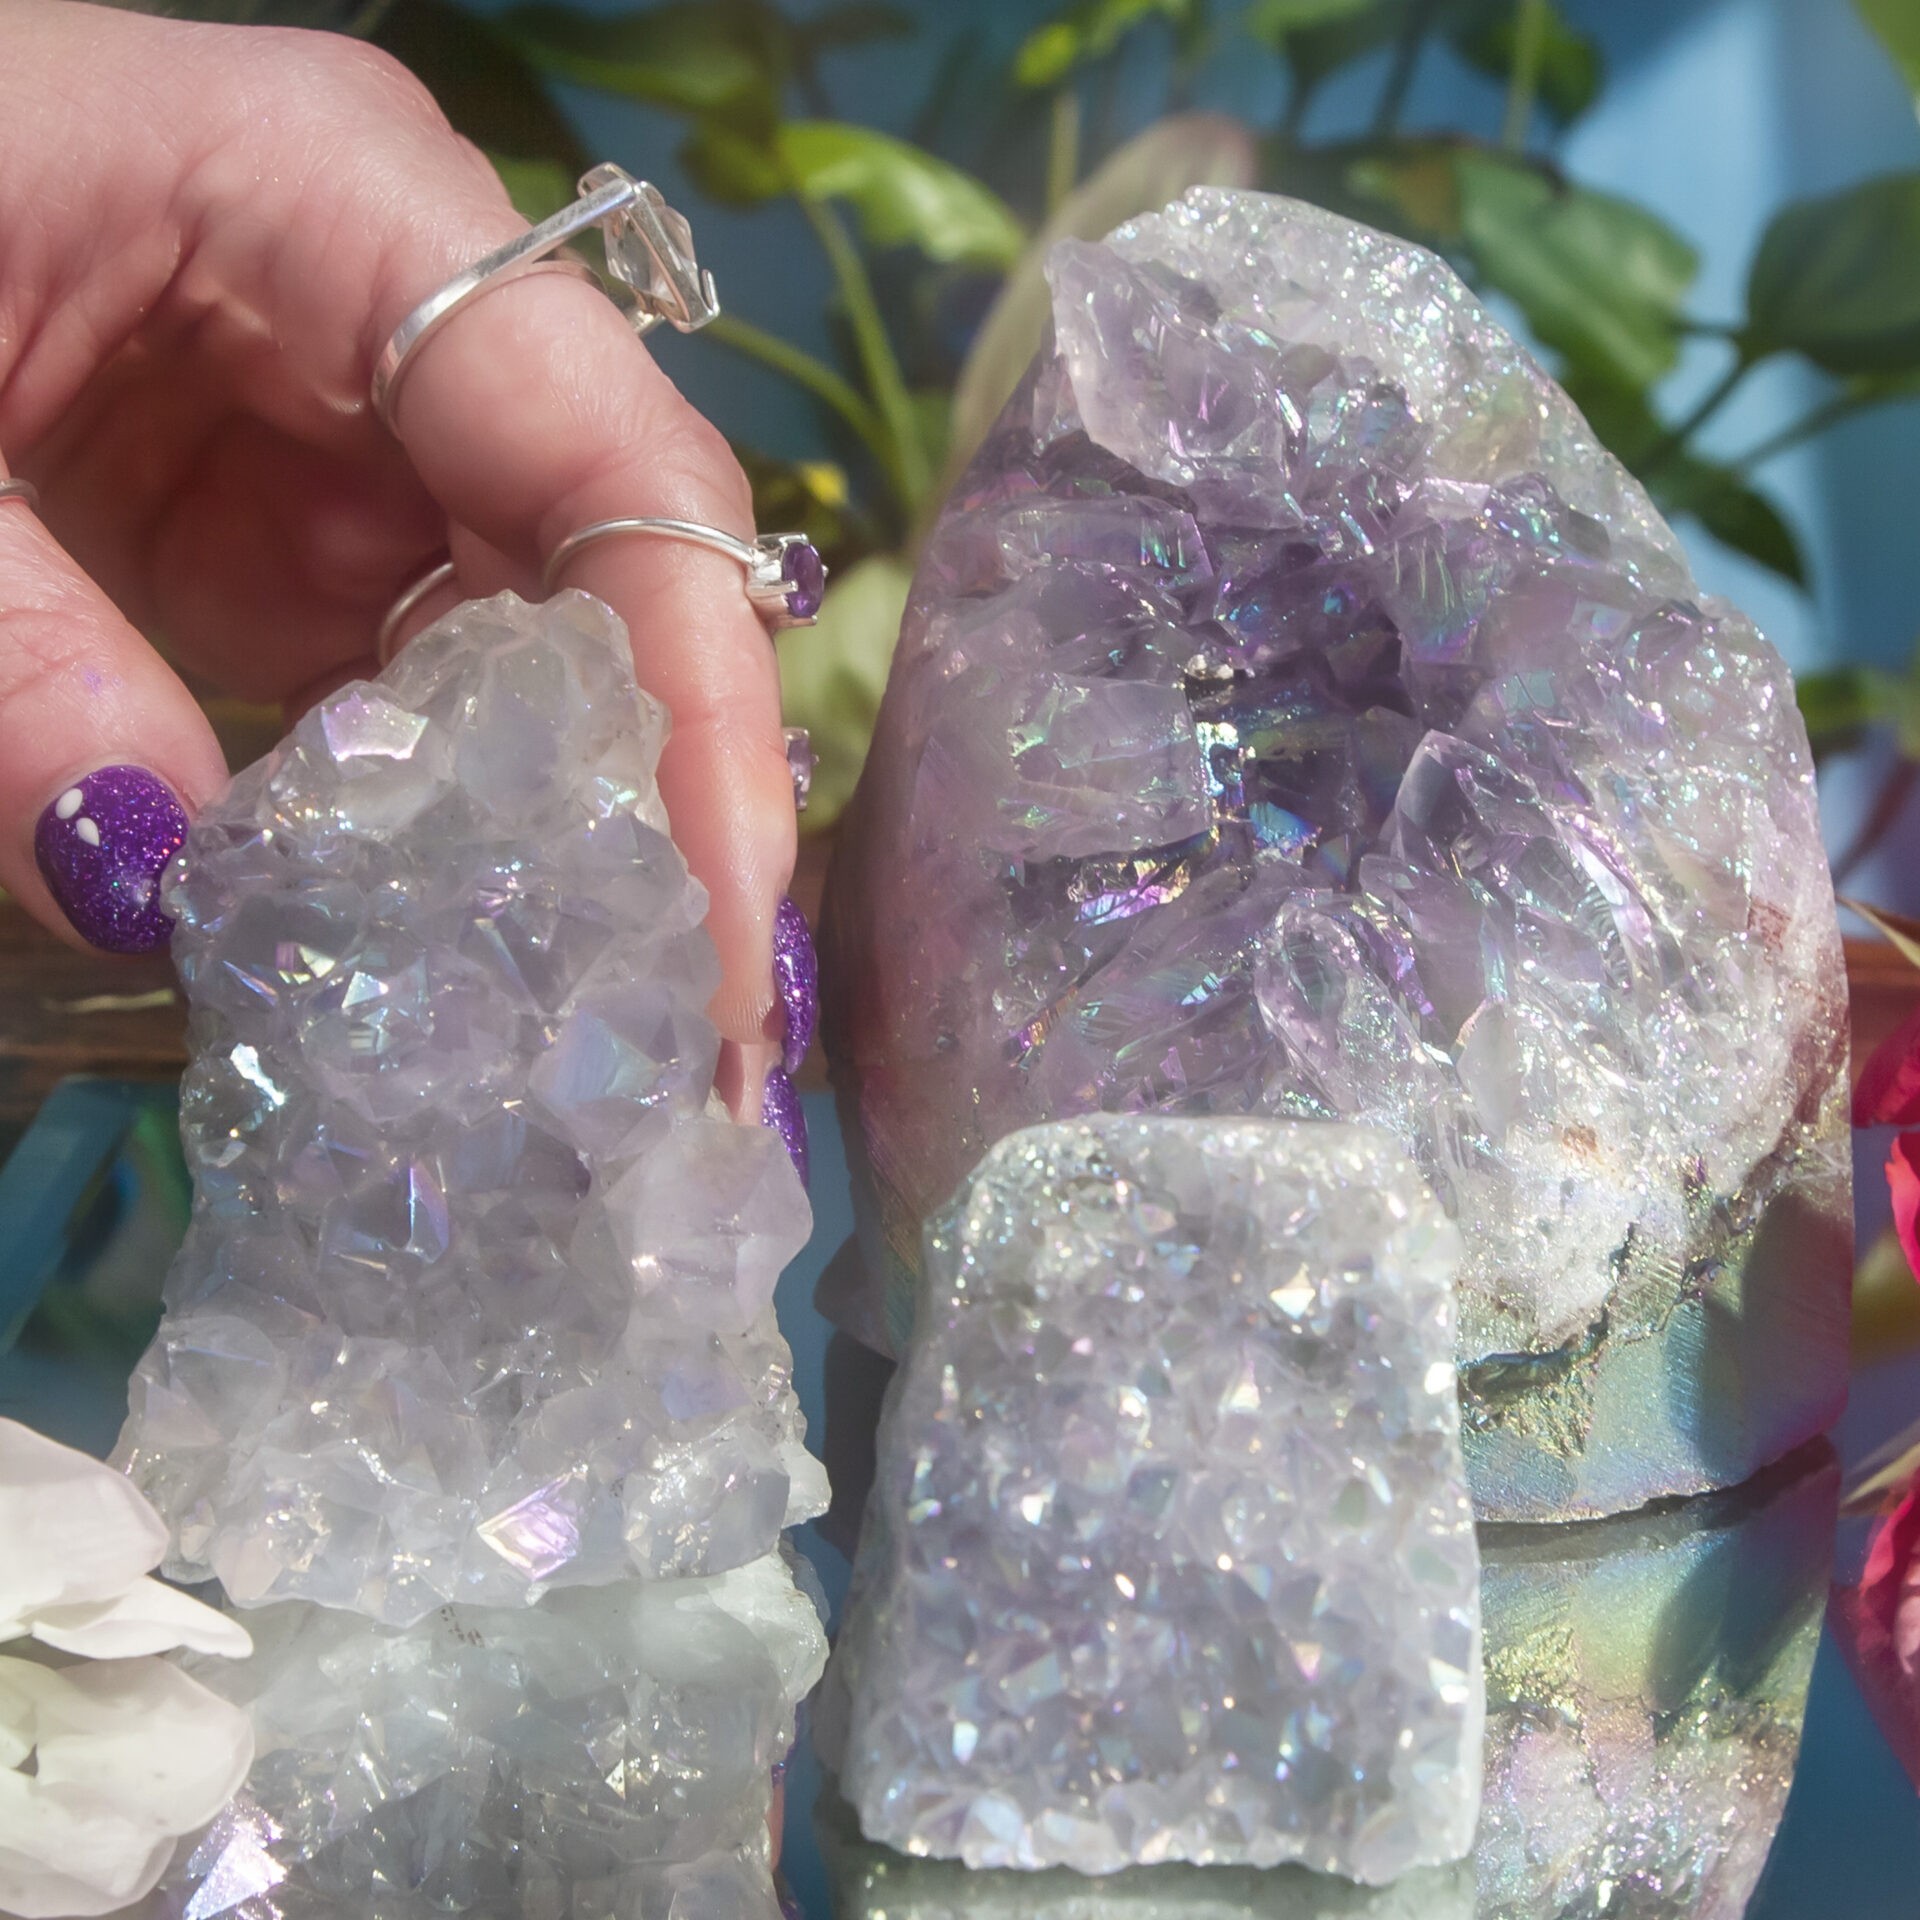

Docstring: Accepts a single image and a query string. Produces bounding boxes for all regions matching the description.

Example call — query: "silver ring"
[371,163,721,432]
[0,479,40,510]
[544,519,826,631]
[378,556,457,664]
[785,728,815,813]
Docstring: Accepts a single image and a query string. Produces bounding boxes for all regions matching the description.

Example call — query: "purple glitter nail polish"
[34,765,189,954]
[763,1065,809,1188]
[773,894,818,1075]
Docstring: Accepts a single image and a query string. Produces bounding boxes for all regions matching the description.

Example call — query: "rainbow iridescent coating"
[822,188,1851,1522]
[114,591,825,1624]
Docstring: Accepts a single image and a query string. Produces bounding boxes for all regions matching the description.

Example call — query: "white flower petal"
[0,1774,178,1917]
[1,1655,254,1836]
[27,1576,253,1661]
[0,1419,167,1620]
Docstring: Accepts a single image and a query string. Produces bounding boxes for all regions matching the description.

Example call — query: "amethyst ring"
[542,519,827,631]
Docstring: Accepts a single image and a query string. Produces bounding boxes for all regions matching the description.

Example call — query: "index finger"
[360,160,794,1050]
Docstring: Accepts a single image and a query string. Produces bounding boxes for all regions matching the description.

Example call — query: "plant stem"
[704,313,890,467]
[799,195,932,512]
[1501,0,1548,150]
[1641,355,1753,477]
[1372,0,1437,138]
[1046,86,1082,216]
[1733,390,1868,471]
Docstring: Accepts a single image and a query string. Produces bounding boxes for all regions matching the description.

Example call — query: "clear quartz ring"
[543,519,827,631]
[370,163,720,431]
[0,479,39,509]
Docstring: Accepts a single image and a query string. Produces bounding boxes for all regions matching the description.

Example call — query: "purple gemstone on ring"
[781,541,825,621]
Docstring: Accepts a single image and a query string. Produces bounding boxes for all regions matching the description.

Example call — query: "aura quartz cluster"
[129,1551,827,1920]
[113,591,825,1625]
[822,187,1851,1520]
[824,1118,1483,1881]
[822,1448,1834,1916]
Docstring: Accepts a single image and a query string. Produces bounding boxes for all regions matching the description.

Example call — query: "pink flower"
[1838,1465,1920,1790]
[1854,1000,1920,1282]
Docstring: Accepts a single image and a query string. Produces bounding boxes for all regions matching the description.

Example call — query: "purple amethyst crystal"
[782,541,826,622]
[821,189,1850,1522]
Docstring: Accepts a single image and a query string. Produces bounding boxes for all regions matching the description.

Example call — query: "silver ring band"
[378,557,457,664]
[370,164,721,432]
[785,728,816,814]
[0,479,40,510]
[544,519,825,631]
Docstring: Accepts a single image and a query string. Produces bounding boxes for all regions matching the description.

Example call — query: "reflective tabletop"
[5,1092,1916,1919]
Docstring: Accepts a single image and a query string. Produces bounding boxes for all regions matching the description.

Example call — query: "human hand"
[0,0,798,1106]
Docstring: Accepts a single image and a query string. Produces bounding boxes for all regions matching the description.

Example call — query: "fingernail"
[773,894,818,1076]
[763,1065,809,1188]
[35,766,189,954]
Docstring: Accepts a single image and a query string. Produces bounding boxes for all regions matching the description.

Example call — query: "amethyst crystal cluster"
[822,189,1850,1521]
[114,591,825,1626]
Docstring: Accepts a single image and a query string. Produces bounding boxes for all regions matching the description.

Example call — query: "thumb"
[0,484,226,953]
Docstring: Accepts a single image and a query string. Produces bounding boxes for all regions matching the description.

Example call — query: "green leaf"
[948,113,1259,476]
[1856,0,1920,103]
[785,125,1025,264]
[1250,0,1409,89]
[1013,0,1195,89]
[1245,0,1377,35]
[680,122,787,205]
[1794,665,1884,751]
[488,154,577,225]
[373,0,585,169]
[1451,0,1601,125]
[778,554,915,830]
[1679,471,1806,585]
[1565,373,1806,586]
[1455,151,1696,389]
[501,1,778,124]
[687,121,1025,267]
[1745,173,1920,375]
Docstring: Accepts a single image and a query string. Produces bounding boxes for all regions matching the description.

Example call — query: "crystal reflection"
[115,1554,825,1920]
[821,1446,1837,1919]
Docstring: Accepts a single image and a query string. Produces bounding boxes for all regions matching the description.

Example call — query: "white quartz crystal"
[824,1116,1482,1881]
[112,592,825,1626]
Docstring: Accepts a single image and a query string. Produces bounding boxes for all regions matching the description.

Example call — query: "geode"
[113,591,825,1625]
[822,1117,1483,1881]
[821,187,1851,1521]
[128,1550,827,1920]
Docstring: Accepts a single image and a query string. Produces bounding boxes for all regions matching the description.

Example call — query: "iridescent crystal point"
[823,1117,1483,1880]
[113,590,826,1625]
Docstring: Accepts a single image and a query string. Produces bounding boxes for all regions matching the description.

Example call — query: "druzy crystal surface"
[112,591,825,1625]
[821,187,1851,1521]
[824,1117,1482,1880]
[821,1447,1833,1917]
[126,1551,827,1920]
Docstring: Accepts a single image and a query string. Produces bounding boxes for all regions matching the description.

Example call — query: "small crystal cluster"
[822,1449,1834,1916]
[823,1117,1482,1881]
[821,187,1851,1521]
[113,591,825,1625]
[125,1549,827,1920]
